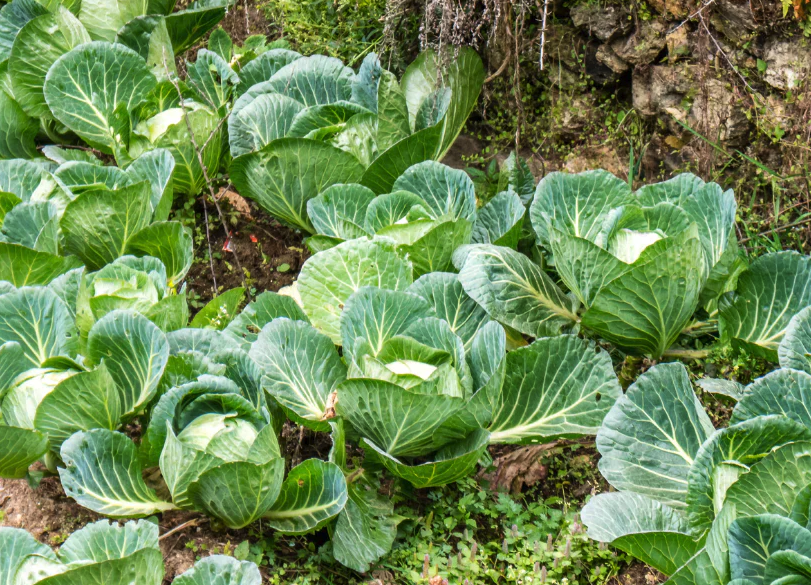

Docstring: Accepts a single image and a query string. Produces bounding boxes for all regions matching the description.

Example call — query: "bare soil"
[184,192,308,306]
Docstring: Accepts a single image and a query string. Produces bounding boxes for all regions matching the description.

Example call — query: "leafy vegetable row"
[2,519,264,584]
[582,309,811,584]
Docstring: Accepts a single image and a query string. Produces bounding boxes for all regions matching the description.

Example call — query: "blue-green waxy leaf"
[456,244,578,338]
[190,288,245,330]
[0,158,50,200]
[365,428,490,488]
[284,101,370,139]
[55,162,131,192]
[223,290,309,351]
[228,93,304,157]
[125,221,193,284]
[336,378,463,458]
[160,426,225,509]
[0,89,38,159]
[235,48,302,95]
[408,272,491,350]
[230,138,364,233]
[339,287,435,363]
[61,181,153,271]
[188,457,285,529]
[307,183,375,240]
[597,362,715,508]
[352,52,380,113]
[133,103,223,197]
[471,190,525,249]
[548,228,630,308]
[0,341,26,392]
[34,365,124,451]
[263,54,354,107]
[250,318,346,430]
[725,442,811,519]
[173,555,262,585]
[398,218,473,278]
[765,550,811,584]
[720,251,811,360]
[0,201,58,255]
[60,429,176,516]
[0,527,57,583]
[363,190,427,234]
[186,48,238,111]
[0,243,83,287]
[391,160,476,221]
[115,14,175,78]
[58,518,159,563]
[0,425,48,478]
[728,515,811,583]
[498,152,535,204]
[529,169,633,248]
[635,173,706,206]
[125,148,175,222]
[400,47,484,158]
[0,286,77,366]
[0,0,49,65]
[581,231,706,358]
[164,0,231,55]
[489,335,620,444]
[686,416,811,533]
[86,310,169,415]
[297,237,413,343]
[780,307,811,374]
[264,459,348,533]
[731,368,811,428]
[360,123,443,195]
[332,479,401,573]
[376,70,410,152]
[44,42,157,154]
[582,491,702,575]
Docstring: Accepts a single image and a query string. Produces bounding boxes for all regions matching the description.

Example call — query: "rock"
[647,0,689,17]
[666,26,690,62]
[762,36,811,91]
[610,19,668,65]
[633,64,750,147]
[564,144,626,177]
[710,0,759,42]
[569,2,632,41]
[551,91,599,136]
[596,44,630,73]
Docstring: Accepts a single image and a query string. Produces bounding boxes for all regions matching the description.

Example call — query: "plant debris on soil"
[185,193,308,306]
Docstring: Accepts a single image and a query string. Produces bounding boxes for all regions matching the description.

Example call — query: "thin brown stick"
[484,50,511,84]
[159,518,202,541]
[163,50,249,296]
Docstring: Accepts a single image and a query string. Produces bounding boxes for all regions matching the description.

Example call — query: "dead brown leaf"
[217,187,253,220]
[481,443,559,493]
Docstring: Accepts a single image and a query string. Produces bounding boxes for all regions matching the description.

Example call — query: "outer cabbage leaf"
[597,362,715,508]
[44,42,157,154]
[720,252,811,360]
[488,335,621,444]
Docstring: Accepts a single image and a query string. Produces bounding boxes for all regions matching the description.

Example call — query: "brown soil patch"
[185,195,308,307]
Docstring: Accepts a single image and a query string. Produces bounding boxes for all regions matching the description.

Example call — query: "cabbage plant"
[582,323,811,585]
[304,160,496,276]
[229,48,485,233]
[453,170,742,358]
[0,0,232,160]
[0,153,192,284]
[1,519,262,584]
[50,238,622,573]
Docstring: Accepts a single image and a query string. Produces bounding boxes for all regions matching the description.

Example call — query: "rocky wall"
[531,0,811,177]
